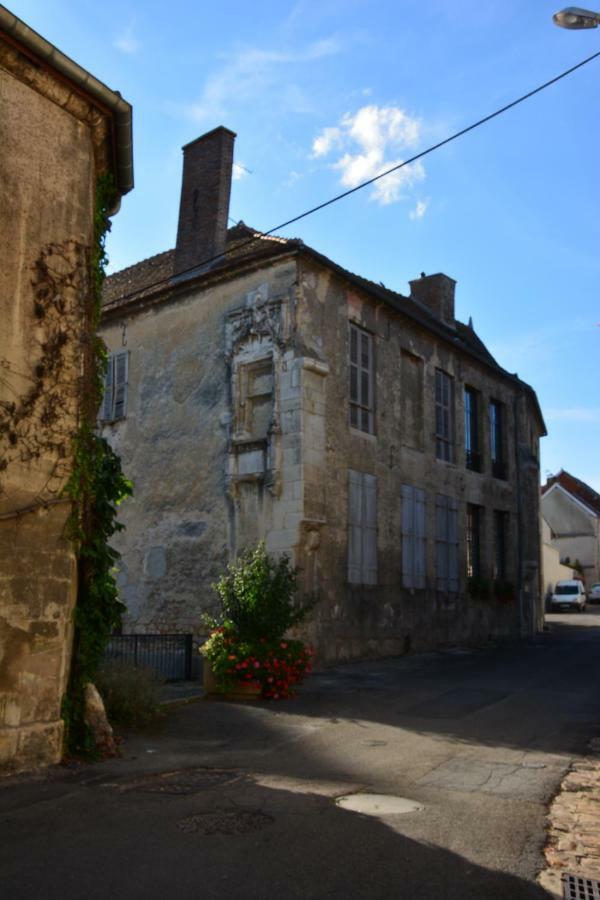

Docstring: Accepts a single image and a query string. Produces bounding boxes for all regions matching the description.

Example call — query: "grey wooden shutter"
[401,484,414,588]
[448,498,459,591]
[436,494,449,591]
[415,488,426,589]
[348,469,363,584]
[101,354,115,421]
[113,351,129,419]
[363,473,377,585]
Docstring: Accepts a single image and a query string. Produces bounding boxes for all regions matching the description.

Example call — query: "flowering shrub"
[202,625,313,699]
[201,542,315,699]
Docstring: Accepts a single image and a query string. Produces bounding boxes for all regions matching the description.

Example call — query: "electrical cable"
[109,49,600,304]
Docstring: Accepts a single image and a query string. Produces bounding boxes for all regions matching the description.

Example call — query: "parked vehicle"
[588,583,600,604]
[549,579,587,612]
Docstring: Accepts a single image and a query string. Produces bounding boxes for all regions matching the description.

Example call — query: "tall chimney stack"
[409,273,456,329]
[173,126,236,277]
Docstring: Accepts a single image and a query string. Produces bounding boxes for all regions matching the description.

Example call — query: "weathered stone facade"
[0,10,132,773]
[100,128,545,664]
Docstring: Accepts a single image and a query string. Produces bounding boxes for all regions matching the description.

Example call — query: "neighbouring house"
[100,126,546,665]
[541,517,576,602]
[541,470,600,590]
[0,7,133,774]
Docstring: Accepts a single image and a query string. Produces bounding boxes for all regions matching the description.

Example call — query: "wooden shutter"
[414,488,426,589]
[401,484,414,588]
[447,498,459,591]
[348,469,363,584]
[113,351,129,419]
[435,494,448,592]
[101,354,115,421]
[363,473,377,585]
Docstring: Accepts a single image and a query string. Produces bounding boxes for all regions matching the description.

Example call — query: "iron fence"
[104,633,195,681]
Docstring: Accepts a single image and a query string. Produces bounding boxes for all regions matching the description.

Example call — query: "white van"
[549,579,587,612]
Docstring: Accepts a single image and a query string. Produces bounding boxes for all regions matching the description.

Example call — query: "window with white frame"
[348,469,377,585]
[435,494,459,592]
[401,484,426,589]
[349,323,374,434]
[435,369,453,462]
[101,351,129,422]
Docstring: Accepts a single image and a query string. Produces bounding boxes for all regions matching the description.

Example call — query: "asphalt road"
[2,611,600,899]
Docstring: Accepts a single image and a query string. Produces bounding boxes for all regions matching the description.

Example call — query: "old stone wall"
[0,63,96,772]
[100,259,301,636]
[293,257,543,663]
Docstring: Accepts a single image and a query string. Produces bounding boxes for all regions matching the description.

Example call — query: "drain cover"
[563,873,600,899]
[335,793,424,816]
[177,810,273,835]
[115,768,239,795]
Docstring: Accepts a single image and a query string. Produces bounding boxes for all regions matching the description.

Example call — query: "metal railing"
[104,634,195,681]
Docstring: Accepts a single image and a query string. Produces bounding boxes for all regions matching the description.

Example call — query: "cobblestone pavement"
[539,737,600,897]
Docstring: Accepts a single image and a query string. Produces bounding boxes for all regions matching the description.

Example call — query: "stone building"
[100,127,545,664]
[542,470,600,590]
[0,8,133,773]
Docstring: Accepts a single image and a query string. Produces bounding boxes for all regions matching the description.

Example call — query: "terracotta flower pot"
[202,659,261,701]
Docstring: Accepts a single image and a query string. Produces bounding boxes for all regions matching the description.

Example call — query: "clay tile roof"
[102,222,297,308]
[542,470,600,516]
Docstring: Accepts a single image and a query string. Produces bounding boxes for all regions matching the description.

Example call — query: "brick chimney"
[409,273,456,329]
[173,126,236,277]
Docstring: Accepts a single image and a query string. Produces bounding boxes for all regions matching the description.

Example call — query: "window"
[435,494,459,592]
[101,351,129,422]
[466,504,483,578]
[493,510,508,580]
[489,400,506,479]
[435,369,453,462]
[235,358,273,439]
[348,470,377,585]
[349,324,374,434]
[464,387,481,472]
[401,484,426,589]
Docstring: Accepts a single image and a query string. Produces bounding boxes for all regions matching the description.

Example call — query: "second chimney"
[173,126,236,277]
[409,273,456,329]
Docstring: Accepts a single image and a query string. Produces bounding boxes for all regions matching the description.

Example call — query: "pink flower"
[280,642,288,649]
[253,661,260,669]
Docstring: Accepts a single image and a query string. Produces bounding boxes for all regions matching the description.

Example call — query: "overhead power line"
[111,49,600,303]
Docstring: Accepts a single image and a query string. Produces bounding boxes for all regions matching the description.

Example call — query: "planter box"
[202,659,261,701]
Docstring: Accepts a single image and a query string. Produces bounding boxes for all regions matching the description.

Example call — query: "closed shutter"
[401,484,415,588]
[415,488,426,589]
[101,355,115,421]
[348,470,377,585]
[363,474,377,585]
[436,494,448,592]
[113,351,129,419]
[348,470,363,584]
[447,498,459,591]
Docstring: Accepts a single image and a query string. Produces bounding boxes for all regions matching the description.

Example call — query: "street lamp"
[553,6,600,28]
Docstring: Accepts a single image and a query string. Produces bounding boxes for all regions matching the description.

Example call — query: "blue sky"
[11,0,600,489]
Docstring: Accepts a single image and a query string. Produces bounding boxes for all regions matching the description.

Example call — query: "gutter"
[0,4,133,198]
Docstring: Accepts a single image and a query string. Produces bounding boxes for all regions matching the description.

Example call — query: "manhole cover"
[563,873,600,899]
[335,793,424,816]
[177,810,273,835]
[115,768,239,795]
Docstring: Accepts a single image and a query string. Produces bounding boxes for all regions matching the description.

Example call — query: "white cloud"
[232,162,248,182]
[312,105,425,206]
[312,126,342,158]
[183,37,343,123]
[409,199,428,220]
[114,27,140,55]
